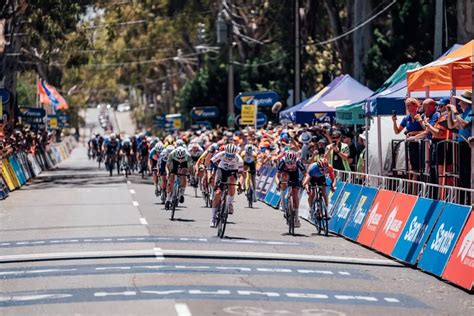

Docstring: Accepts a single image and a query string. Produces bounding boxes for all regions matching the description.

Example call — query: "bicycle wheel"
[247,188,253,208]
[288,199,295,236]
[161,190,166,204]
[320,198,329,236]
[217,205,228,238]
[313,200,322,235]
[109,160,113,176]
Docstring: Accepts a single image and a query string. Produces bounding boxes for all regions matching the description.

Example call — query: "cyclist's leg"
[178,167,187,203]
[227,171,237,214]
[210,169,223,226]
[279,172,289,210]
[250,162,257,201]
[242,165,249,191]
[321,185,329,215]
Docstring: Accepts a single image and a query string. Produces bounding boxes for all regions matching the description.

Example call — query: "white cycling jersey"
[211,151,244,172]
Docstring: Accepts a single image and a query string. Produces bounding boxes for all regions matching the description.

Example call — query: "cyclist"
[209,144,243,228]
[195,143,219,195]
[138,137,150,176]
[88,134,99,159]
[103,134,120,171]
[275,151,306,228]
[165,146,193,210]
[303,157,336,210]
[188,142,204,185]
[241,143,258,202]
[149,142,164,192]
[158,145,174,199]
[176,139,186,148]
[120,136,133,172]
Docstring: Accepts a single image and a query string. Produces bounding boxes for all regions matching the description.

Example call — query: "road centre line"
[129,189,136,194]
[139,218,148,225]
[0,249,399,266]
[132,201,139,207]
[175,303,192,316]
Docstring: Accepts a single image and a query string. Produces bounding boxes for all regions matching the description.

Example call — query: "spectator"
[447,90,472,203]
[414,98,440,139]
[342,131,357,171]
[324,130,350,171]
[392,97,425,178]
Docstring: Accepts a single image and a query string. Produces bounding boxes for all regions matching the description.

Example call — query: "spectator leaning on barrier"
[325,130,350,171]
[342,130,357,171]
[447,90,472,201]
[392,97,425,178]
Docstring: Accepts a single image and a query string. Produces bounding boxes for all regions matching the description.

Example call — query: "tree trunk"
[323,0,353,74]
[456,0,474,43]
[352,0,371,83]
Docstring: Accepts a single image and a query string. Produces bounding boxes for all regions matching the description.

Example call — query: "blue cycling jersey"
[307,163,324,178]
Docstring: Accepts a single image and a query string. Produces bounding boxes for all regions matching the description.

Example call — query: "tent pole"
[377,115,383,176]
[365,102,369,176]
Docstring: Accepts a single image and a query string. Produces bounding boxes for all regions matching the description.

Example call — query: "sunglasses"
[225,153,236,159]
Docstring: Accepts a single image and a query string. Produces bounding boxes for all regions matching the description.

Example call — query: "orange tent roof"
[407,40,473,92]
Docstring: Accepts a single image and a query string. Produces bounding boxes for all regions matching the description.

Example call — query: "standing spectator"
[447,90,472,204]
[392,97,425,179]
[324,130,350,171]
[342,131,357,171]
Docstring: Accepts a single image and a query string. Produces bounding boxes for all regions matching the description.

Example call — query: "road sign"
[191,106,220,120]
[17,107,46,118]
[241,104,256,125]
[47,115,58,129]
[0,88,11,105]
[236,112,268,128]
[234,91,280,109]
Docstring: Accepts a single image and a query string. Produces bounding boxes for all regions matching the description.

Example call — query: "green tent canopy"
[336,62,422,125]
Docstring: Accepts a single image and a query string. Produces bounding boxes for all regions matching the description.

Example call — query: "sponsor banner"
[391,198,445,264]
[9,156,26,185]
[371,193,419,255]
[234,90,279,109]
[264,178,278,206]
[329,184,363,234]
[357,190,397,247]
[260,168,276,200]
[342,187,378,241]
[328,181,346,216]
[442,211,474,290]
[1,159,18,190]
[299,190,310,220]
[191,106,220,120]
[270,182,283,208]
[256,167,272,199]
[417,203,471,277]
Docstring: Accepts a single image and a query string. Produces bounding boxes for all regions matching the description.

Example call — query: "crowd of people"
[392,90,472,203]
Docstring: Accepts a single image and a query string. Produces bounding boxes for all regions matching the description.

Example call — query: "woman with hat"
[447,90,472,203]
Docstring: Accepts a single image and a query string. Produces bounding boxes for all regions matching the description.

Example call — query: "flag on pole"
[37,80,69,111]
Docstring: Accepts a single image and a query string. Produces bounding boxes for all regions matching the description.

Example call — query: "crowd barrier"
[256,166,473,291]
[0,136,78,200]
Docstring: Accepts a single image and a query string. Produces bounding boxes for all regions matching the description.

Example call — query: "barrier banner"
[1,159,17,190]
[9,156,26,185]
[328,184,363,234]
[442,211,474,290]
[391,198,445,264]
[341,186,379,241]
[371,193,419,255]
[0,175,8,199]
[264,178,278,206]
[256,166,270,197]
[357,189,396,247]
[27,153,42,176]
[328,181,346,217]
[299,190,310,221]
[269,182,283,208]
[17,153,32,180]
[260,168,276,200]
[417,203,471,277]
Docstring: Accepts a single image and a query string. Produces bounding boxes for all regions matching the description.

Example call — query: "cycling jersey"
[307,162,335,186]
[211,151,244,172]
[167,149,193,173]
[277,159,306,188]
[188,144,204,159]
[240,152,257,164]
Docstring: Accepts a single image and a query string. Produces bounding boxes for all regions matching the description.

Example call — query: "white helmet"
[225,143,238,155]
[110,133,116,140]
[154,142,164,151]
[176,139,185,147]
[166,145,175,152]
[175,147,187,160]
[244,144,254,155]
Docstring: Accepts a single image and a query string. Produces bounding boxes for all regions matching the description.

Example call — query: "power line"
[233,53,288,67]
[306,0,396,47]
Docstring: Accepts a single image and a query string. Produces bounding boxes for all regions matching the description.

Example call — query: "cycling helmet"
[154,142,164,151]
[175,147,186,160]
[95,133,101,137]
[317,158,329,169]
[166,145,175,151]
[176,139,185,147]
[225,143,238,155]
[284,151,297,163]
[209,143,218,153]
[244,144,254,155]
[110,133,116,140]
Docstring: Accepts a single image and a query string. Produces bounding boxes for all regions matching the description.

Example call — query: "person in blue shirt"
[447,90,472,204]
[392,97,425,177]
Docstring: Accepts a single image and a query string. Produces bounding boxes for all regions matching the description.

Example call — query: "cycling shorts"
[150,159,158,169]
[191,156,200,163]
[215,168,239,190]
[309,176,326,187]
[159,160,167,176]
[281,170,302,188]
[243,161,256,175]
[170,160,188,175]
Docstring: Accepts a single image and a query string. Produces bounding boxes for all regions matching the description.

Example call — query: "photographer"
[324,130,350,171]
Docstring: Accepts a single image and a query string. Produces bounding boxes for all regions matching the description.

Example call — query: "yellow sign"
[0,99,3,119]
[49,117,58,129]
[173,119,181,129]
[241,104,256,125]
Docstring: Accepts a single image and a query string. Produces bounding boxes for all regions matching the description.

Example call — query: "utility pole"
[227,0,235,128]
[294,0,301,106]
[434,0,444,58]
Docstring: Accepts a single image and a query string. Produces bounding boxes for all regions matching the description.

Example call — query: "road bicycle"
[170,172,187,220]
[105,152,117,176]
[309,185,329,236]
[121,154,131,178]
[280,181,296,236]
[245,170,255,209]
[214,181,239,239]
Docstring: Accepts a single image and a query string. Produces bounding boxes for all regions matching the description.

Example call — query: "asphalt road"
[0,111,472,315]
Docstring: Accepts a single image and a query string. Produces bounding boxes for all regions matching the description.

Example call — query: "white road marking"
[384,297,400,303]
[95,266,131,271]
[216,266,252,272]
[129,189,136,194]
[29,241,45,244]
[287,293,329,299]
[94,291,136,297]
[1,294,73,302]
[25,268,77,274]
[257,268,292,273]
[175,265,210,269]
[133,201,139,207]
[0,243,10,246]
[297,269,334,275]
[154,247,164,261]
[175,303,192,316]
[139,217,148,225]
[127,181,131,184]
[338,271,351,275]
[0,249,398,266]
[335,295,378,301]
